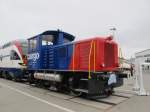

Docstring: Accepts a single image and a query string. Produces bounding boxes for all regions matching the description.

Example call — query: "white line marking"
[115,89,136,95]
[0,82,76,112]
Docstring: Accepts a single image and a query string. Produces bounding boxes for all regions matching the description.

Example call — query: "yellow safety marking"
[88,40,94,79]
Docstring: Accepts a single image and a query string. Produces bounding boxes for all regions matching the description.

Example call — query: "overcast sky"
[0,0,150,58]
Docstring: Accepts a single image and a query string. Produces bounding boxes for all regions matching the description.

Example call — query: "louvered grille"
[79,43,90,69]
[104,43,115,67]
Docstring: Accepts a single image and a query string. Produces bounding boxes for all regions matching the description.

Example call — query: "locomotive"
[0,30,125,97]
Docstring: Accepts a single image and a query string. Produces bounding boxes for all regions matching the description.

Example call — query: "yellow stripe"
[88,40,93,79]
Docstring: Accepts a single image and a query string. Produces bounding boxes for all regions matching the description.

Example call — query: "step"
[75,89,88,93]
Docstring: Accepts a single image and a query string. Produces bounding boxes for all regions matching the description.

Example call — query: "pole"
[138,63,147,95]
[138,63,150,95]
[133,59,140,91]
[110,27,116,40]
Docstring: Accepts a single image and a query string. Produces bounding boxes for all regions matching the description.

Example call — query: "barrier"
[133,61,150,96]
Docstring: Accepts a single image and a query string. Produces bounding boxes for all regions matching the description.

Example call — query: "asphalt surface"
[0,79,108,112]
[108,71,150,112]
[0,71,150,112]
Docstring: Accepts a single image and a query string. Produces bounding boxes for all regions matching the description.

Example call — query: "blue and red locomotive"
[0,30,125,96]
[27,30,124,96]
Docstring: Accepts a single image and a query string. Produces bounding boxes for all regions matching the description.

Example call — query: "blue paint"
[0,67,25,78]
[27,30,75,70]
[54,32,64,45]
[53,44,73,70]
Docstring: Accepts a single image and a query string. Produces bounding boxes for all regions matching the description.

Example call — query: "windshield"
[20,41,28,55]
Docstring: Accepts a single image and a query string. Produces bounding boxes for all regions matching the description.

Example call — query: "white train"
[0,39,28,80]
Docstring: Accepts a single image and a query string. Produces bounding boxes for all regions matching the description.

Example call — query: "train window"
[145,58,150,63]
[20,41,28,55]
[64,38,70,43]
[10,50,20,60]
[42,40,53,46]
[29,38,37,50]
[42,35,53,46]
[2,42,11,49]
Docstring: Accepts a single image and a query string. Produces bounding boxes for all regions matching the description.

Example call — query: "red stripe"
[13,41,27,65]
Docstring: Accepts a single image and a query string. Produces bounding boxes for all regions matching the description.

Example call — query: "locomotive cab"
[27,30,75,70]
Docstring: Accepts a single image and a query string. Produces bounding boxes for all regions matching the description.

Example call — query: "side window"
[42,35,53,46]
[146,58,150,63]
[29,38,37,50]
[10,50,20,60]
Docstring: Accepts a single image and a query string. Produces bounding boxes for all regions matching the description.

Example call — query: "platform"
[0,71,150,112]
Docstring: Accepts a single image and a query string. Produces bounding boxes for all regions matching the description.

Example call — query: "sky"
[0,0,150,58]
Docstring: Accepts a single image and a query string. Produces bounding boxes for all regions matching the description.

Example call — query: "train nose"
[22,55,27,65]
[23,59,27,65]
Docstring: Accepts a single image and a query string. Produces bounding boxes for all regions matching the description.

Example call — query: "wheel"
[28,73,35,84]
[0,71,2,78]
[7,72,13,80]
[3,71,9,79]
[104,86,114,96]
[13,75,19,82]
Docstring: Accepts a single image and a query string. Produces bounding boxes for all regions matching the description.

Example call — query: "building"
[135,49,150,70]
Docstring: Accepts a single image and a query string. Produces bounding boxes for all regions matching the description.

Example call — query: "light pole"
[109,27,117,40]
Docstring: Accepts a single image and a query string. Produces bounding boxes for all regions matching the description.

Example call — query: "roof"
[135,49,150,55]
[28,30,75,41]
[1,39,27,49]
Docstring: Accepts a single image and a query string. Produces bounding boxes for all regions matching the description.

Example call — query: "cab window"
[42,35,53,46]
[29,38,37,51]
[10,50,20,60]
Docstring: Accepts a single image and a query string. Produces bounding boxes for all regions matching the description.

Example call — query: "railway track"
[25,82,135,110]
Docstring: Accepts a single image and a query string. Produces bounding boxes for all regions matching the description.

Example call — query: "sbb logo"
[28,53,40,61]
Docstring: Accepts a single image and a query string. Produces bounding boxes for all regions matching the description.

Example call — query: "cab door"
[57,47,68,69]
